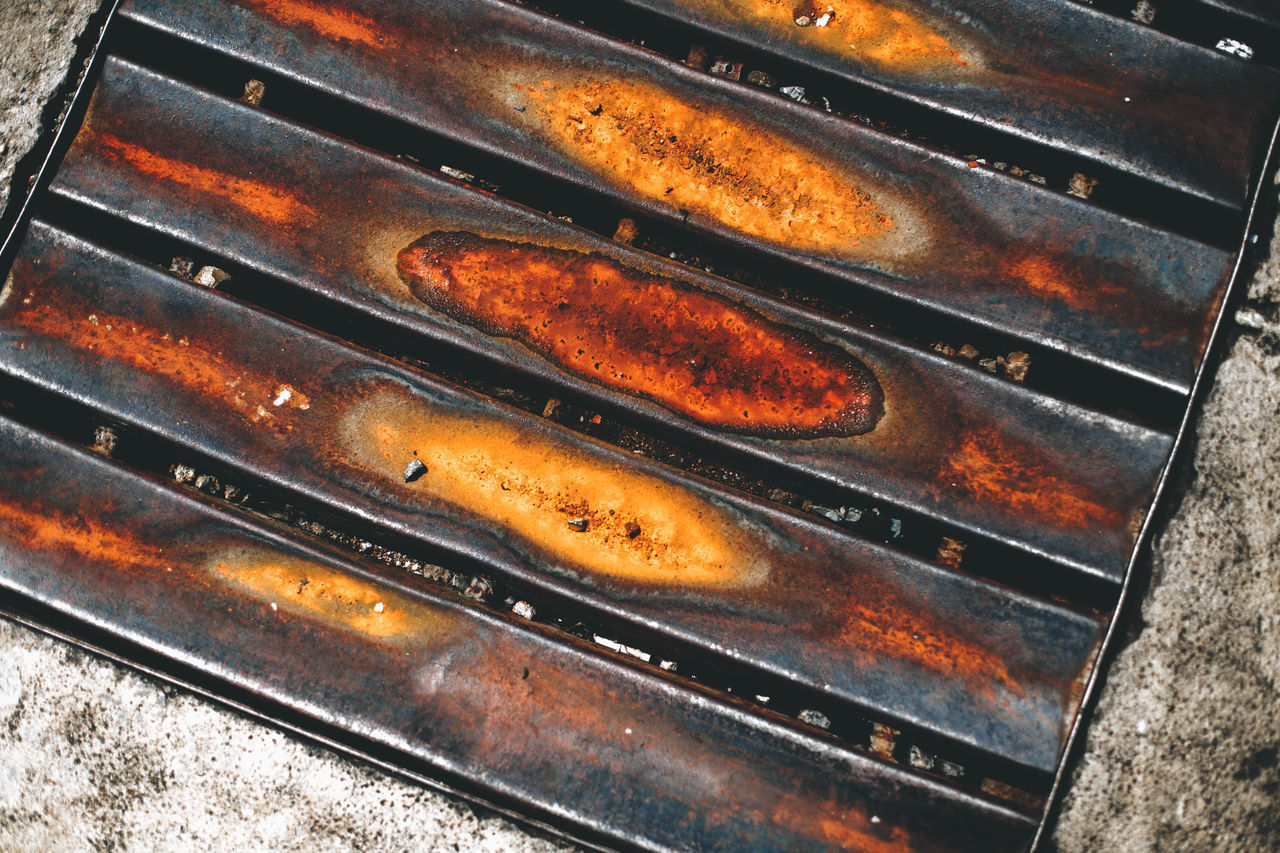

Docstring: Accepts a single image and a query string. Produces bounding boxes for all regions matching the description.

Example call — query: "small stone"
[403,458,427,483]
[193,266,230,288]
[624,521,641,538]
[567,517,589,532]
[798,709,831,729]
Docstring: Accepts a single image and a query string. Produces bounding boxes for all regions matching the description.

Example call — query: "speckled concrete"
[2,3,1279,851]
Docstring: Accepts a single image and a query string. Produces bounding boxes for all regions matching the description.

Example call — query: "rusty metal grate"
[0,0,1276,849]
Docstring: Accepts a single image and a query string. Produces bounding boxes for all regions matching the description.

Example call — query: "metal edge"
[0,604,623,853]
[0,0,120,275]
[1030,109,1280,850]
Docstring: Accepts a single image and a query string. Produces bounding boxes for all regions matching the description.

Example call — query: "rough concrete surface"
[1,2,1279,852]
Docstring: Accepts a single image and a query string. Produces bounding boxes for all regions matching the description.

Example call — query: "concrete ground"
[1,2,1278,850]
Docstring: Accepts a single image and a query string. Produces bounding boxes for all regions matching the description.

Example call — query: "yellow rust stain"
[0,499,170,572]
[239,0,390,49]
[499,67,921,261]
[92,132,317,227]
[214,549,441,642]
[946,430,1123,531]
[340,383,770,589]
[13,298,310,433]
[743,0,976,72]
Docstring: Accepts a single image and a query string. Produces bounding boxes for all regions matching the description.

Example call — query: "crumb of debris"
[566,517,589,532]
[193,266,230,288]
[709,56,742,80]
[1003,350,1031,381]
[957,343,980,359]
[170,463,196,484]
[373,601,384,613]
[931,341,957,357]
[1130,0,1156,24]
[463,577,492,602]
[241,78,265,106]
[936,536,967,568]
[908,744,936,770]
[624,521,641,538]
[798,709,831,729]
[779,85,808,104]
[512,600,535,619]
[541,398,561,419]
[1067,172,1099,200]
[90,425,117,456]
[439,165,475,183]
[684,44,708,69]
[870,721,898,759]
[403,458,427,483]
[169,256,194,278]
[745,70,776,88]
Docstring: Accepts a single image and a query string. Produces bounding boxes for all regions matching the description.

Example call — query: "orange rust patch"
[837,580,1023,696]
[1001,253,1134,313]
[92,132,316,226]
[814,814,912,853]
[0,500,170,572]
[396,231,883,436]
[214,549,441,642]
[13,298,309,432]
[946,429,1123,531]
[500,67,916,260]
[339,382,771,589]
[745,0,975,71]
[239,0,389,48]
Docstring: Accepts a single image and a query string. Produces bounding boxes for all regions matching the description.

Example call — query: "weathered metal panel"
[118,0,1240,393]
[0,220,1105,774]
[0,415,1040,852]
[52,58,1174,583]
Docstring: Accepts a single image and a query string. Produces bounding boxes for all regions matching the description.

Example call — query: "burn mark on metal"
[50,60,1174,582]
[0,220,1105,772]
[396,230,884,437]
[117,0,1241,393]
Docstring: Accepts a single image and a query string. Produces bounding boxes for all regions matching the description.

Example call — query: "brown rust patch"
[213,548,442,643]
[945,429,1123,531]
[741,0,977,73]
[238,0,389,49]
[11,297,309,433]
[0,500,170,572]
[92,132,317,226]
[497,66,921,261]
[396,231,883,436]
[339,382,771,589]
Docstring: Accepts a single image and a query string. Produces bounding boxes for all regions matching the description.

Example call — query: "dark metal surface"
[0,220,1106,775]
[592,0,1280,207]
[118,0,1239,394]
[0,414,1040,852]
[50,58,1175,585]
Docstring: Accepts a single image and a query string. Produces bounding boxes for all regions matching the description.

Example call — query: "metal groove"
[48,57,1175,585]
[564,0,1280,206]
[0,414,1039,852]
[116,0,1241,394]
[1,220,1105,776]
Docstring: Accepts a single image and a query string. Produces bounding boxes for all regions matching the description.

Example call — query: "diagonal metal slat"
[0,415,1041,853]
[118,0,1239,393]
[592,0,1280,207]
[0,220,1105,775]
[50,57,1176,585]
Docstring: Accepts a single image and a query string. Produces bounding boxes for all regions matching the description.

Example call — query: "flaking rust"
[396,231,884,437]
